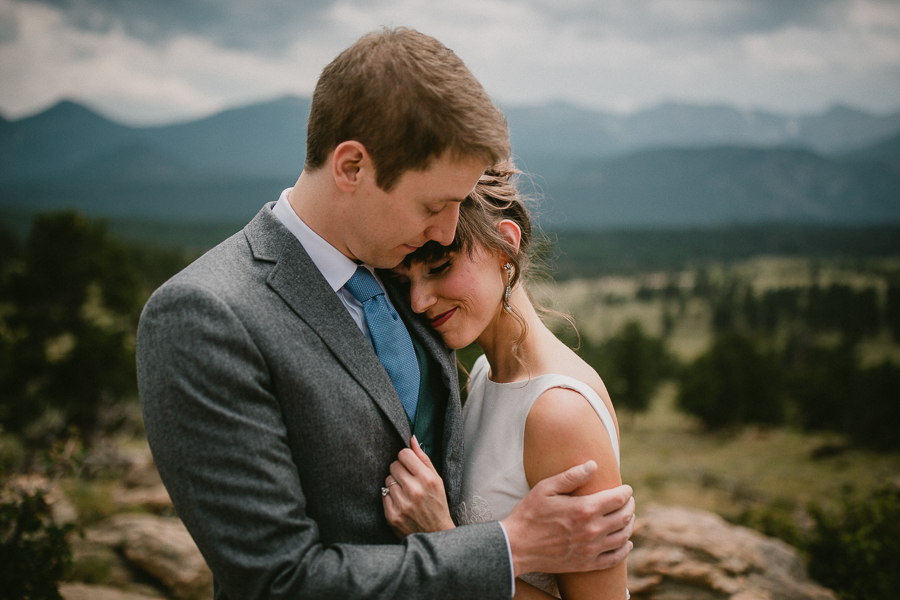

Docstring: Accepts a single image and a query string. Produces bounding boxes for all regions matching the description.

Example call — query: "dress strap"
[533,375,620,466]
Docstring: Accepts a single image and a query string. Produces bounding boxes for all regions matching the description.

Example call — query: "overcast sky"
[2,0,899,125]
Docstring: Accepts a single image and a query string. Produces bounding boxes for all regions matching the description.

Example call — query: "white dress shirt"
[272,188,386,347]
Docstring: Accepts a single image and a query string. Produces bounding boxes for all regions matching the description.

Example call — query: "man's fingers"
[594,540,633,571]
[597,494,634,536]
[596,513,634,554]
[598,485,634,516]
[621,513,635,540]
[606,497,635,538]
[538,460,597,495]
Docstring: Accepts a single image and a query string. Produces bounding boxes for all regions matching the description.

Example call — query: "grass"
[61,478,120,527]
[619,383,900,523]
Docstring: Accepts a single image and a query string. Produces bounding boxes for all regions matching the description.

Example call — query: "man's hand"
[501,461,635,576]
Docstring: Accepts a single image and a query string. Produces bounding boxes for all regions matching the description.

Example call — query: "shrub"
[782,338,857,433]
[0,212,143,444]
[806,485,900,600]
[594,321,674,414]
[0,436,81,600]
[848,361,900,451]
[806,284,880,341]
[734,501,805,550]
[0,487,76,600]
[780,336,900,452]
[677,332,783,429]
[886,284,900,341]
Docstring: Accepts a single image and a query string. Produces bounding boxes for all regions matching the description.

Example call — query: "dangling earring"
[503,262,513,312]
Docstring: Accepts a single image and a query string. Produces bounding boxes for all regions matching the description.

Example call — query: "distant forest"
[548,223,900,277]
[3,208,897,278]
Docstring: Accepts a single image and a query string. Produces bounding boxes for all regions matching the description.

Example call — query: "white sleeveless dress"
[456,354,625,599]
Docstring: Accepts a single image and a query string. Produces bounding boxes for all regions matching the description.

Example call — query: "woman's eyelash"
[429,260,452,275]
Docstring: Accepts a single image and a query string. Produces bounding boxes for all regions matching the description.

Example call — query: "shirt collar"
[272,188,359,292]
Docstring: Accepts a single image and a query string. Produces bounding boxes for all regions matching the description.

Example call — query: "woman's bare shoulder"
[534,339,615,418]
[523,385,622,492]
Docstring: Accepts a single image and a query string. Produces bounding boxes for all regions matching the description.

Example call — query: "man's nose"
[425,203,460,246]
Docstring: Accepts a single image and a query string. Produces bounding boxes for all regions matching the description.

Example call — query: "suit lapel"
[244,205,412,442]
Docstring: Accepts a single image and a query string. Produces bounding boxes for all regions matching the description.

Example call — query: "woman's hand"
[382,436,456,538]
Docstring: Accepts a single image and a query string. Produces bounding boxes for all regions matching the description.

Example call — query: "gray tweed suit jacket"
[136,203,511,599]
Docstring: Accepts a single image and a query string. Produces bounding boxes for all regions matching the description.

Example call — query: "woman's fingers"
[382,449,455,535]
[396,445,431,478]
[410,436,435,469]
[381,481,410,540]
[395,439,443,497]
[389,458,416,491]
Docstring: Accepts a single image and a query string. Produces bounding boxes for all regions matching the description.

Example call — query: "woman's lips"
[430,308,456,328]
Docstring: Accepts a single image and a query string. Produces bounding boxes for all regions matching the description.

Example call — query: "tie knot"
[344,267,384,303]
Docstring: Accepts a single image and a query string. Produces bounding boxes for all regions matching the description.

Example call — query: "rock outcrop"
[111,453,173,514]
[70,500,837,600]
[60,583,167,600]
[84,514,213,600]
[627,505,837,600]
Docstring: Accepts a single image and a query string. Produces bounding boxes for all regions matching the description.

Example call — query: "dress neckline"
[479,357,597,394]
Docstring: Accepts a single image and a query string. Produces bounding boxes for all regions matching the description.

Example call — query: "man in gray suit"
[137,28,634,599]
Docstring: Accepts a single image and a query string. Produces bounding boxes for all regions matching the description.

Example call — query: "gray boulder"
[86,514,212,600]
[628,505,837,600]
[60,583,167,600]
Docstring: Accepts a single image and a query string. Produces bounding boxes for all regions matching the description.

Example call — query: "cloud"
[8,0,864,52]
[518,0,850,41]
[1,0,899,124]
[11,0,359,52]
[0,2,19,43]
[0,0,350,122]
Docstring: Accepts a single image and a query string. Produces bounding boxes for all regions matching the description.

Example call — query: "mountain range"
[1,96,898,227]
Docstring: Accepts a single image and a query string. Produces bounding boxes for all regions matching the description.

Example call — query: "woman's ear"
[498,220,522,260]
[332,141,368,193]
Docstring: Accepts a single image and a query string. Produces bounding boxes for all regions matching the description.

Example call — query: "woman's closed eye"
[429,259,453,276]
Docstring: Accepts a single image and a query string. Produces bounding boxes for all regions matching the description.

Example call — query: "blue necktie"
[345,267,420,423]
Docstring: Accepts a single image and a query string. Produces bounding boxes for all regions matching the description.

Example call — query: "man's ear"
[332,141,368,193]
[498,219,522,260]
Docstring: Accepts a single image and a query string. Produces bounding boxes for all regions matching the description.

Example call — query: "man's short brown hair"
[305,27,510,191]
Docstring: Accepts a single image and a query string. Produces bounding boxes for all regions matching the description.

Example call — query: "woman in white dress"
[382,160,628,600]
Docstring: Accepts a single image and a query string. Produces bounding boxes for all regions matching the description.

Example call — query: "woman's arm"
[523,387,628,600]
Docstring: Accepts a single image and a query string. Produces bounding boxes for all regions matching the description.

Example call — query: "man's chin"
[382,247,419,269]
[366,253,407,270]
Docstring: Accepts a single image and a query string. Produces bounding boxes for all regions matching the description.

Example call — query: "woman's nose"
[409,282,436,314]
